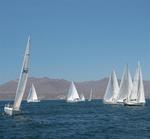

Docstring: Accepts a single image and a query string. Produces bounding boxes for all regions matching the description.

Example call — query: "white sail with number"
[4,36,31,115]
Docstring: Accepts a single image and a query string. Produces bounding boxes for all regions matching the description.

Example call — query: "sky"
[0,0,150,83]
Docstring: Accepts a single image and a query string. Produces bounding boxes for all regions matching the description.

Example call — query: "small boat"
[4,36,31,116]
[88,89,93,101]
[80,93,85,101]
[66,81,80,103]
[103,70,119,104]
[124,62,145,106]
[117,65,132,104]
[27,84,40,103]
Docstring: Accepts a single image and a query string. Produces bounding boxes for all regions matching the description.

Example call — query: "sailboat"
[66,81,80,102]
[27,84,40,103]
[4,36,31,115]
[124,62,145,106]
[88,89,93,101]
[103,70,120,104]
[80,93,85,101]
[117,65,132,104]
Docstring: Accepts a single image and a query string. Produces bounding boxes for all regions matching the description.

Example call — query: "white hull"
[4,106,13,116]
[67,98,80,103]
[80,98,85,102]
[4,105,21,116]
[103,100,118,105]
[27,99,40,103]
[124,101,145,106]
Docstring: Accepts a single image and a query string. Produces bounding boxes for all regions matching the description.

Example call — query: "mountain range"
[0,77,150,100]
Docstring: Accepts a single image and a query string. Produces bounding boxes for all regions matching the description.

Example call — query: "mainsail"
[67,81,80,102]
[104,70,119,103]
[128,64,139,101]
[117,65,132,103]
[137,64,145,103]
[124,62,145,105]
[13,36,31,110]
[27,84,39,102]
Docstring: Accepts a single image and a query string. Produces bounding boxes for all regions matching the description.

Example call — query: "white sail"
[129,64,139,101]
[80,93,85,101]
[4,36,31,115]
[137,63,145,103]
[88,89,93,101]
[27,84,39,102]
[13,36,31,110]
[117,65,132,103]
[123,62,145,106]
[104,70,119,103]
[111,70,120,100]
[67,81,80,102]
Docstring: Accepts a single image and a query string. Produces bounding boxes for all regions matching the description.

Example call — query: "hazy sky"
[0,0,150,83]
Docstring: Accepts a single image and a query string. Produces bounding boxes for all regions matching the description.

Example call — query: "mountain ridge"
[0,77,150,100]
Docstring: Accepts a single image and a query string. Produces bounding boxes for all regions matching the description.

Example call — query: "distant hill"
[0,77,150,100]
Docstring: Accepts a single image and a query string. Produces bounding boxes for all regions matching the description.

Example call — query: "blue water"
[0,100,150,139]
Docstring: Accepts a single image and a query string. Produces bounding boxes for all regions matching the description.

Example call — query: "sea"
[0,100,150,139]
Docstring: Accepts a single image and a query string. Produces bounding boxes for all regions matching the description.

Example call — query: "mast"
[13,36,31,110]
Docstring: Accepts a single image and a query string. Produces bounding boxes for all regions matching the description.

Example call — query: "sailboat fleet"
[103,63,145,106]
[3,36,146,116]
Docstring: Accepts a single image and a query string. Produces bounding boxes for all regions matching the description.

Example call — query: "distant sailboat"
[124,62,145,106]
[27,84,40,103]
[67,81,80,102]
[4,36,31,115]
[103,70,120,104]
[80,93,85,101]
[117,65,132,103]
[88,89,93,101]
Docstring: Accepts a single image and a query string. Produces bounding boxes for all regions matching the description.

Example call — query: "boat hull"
[104,102,118,105]
[4,106,13,116]
[4,106,21,116]
[67,99,80,103]
[80,99,85,102]
[103,100,119,105]
[124,101,145,106]
[27,99,40,103]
